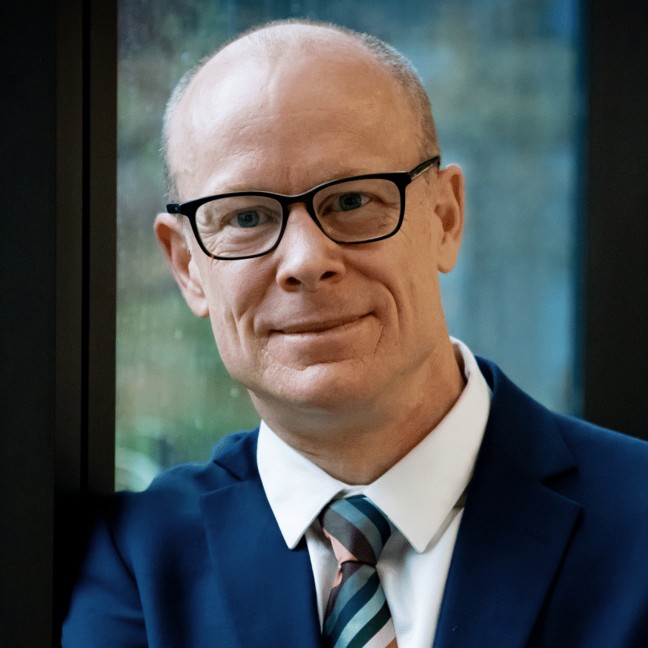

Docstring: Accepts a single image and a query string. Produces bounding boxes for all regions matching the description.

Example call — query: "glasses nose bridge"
[280,188,320,225]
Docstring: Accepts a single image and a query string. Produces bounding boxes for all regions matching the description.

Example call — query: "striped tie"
[319,495,397,648]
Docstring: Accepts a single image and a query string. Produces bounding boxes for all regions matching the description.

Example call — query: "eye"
[231,209,263,228]
[336,192,369,211]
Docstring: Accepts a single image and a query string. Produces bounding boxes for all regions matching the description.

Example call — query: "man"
[63,20,648,648]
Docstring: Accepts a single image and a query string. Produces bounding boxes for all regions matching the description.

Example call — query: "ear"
[434,164,465,273]
[154,213,209,317]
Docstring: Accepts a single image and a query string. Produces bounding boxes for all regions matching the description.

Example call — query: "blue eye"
[234,210,261,228]
[337,193,364,211]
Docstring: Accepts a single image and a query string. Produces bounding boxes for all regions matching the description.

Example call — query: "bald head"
[163,20,439,201]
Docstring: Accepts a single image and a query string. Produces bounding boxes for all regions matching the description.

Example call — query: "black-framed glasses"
[166,155,440,260]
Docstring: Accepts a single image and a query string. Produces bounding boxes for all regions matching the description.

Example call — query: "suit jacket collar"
[201,432,321,647]
[433,358,582,647]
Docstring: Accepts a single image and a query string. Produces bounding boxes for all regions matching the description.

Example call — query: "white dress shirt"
[257,338,490,647]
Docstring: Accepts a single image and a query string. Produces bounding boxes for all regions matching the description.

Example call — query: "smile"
[273,314,370,335]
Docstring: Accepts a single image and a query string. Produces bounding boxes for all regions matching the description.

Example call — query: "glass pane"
[117,0,582,490]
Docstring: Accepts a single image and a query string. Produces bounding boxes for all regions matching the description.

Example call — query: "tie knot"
[320,495,392,567]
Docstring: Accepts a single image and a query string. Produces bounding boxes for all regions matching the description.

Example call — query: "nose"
[274,205,346,291]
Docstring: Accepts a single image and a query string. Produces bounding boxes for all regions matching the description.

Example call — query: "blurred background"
[116,0,583,489]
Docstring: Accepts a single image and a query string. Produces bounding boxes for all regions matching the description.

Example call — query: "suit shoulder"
[480,356,648,481]
[479,357,648,514]
[548,413,648,526]
[554,412,648,474]
[106,429,259,524]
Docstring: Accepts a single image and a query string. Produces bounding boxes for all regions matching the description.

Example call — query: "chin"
[250,361,380,414]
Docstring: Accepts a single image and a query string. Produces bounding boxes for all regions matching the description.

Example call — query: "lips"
[272,314,369,335]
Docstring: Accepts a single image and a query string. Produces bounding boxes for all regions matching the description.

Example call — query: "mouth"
[272,314,370,335]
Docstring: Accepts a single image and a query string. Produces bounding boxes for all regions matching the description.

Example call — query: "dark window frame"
[581,2,648,439]
[1,1,116,644]
[1,1,646,644]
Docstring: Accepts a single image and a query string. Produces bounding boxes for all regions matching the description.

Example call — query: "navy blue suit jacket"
[62,360,648,647]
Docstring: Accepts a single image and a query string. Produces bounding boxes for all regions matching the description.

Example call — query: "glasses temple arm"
[409,155,441,180]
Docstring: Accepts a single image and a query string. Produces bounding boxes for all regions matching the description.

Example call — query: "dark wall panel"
[0,1,57,645]
[584,1,648,439]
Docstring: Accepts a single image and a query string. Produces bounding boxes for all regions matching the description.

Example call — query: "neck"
[252,345,466,484]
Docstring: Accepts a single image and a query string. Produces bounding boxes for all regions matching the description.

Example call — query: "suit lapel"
[200,435,321,648]
[434,360,582,648]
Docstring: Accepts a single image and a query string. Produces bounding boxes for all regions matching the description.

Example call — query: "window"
[116,0,583,490]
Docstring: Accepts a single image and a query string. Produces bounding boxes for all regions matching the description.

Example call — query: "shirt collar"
[257,422,347,549]
[257,337,490,553]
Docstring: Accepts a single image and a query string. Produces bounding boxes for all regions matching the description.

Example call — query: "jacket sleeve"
[61,502,147,648]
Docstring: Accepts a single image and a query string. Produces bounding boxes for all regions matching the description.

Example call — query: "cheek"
[389,235,443,328]
[391,220,438,281]
[206,298,258,386]
[201,264,267,353]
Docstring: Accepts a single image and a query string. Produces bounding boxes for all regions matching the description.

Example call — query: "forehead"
[168,31,420,197]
